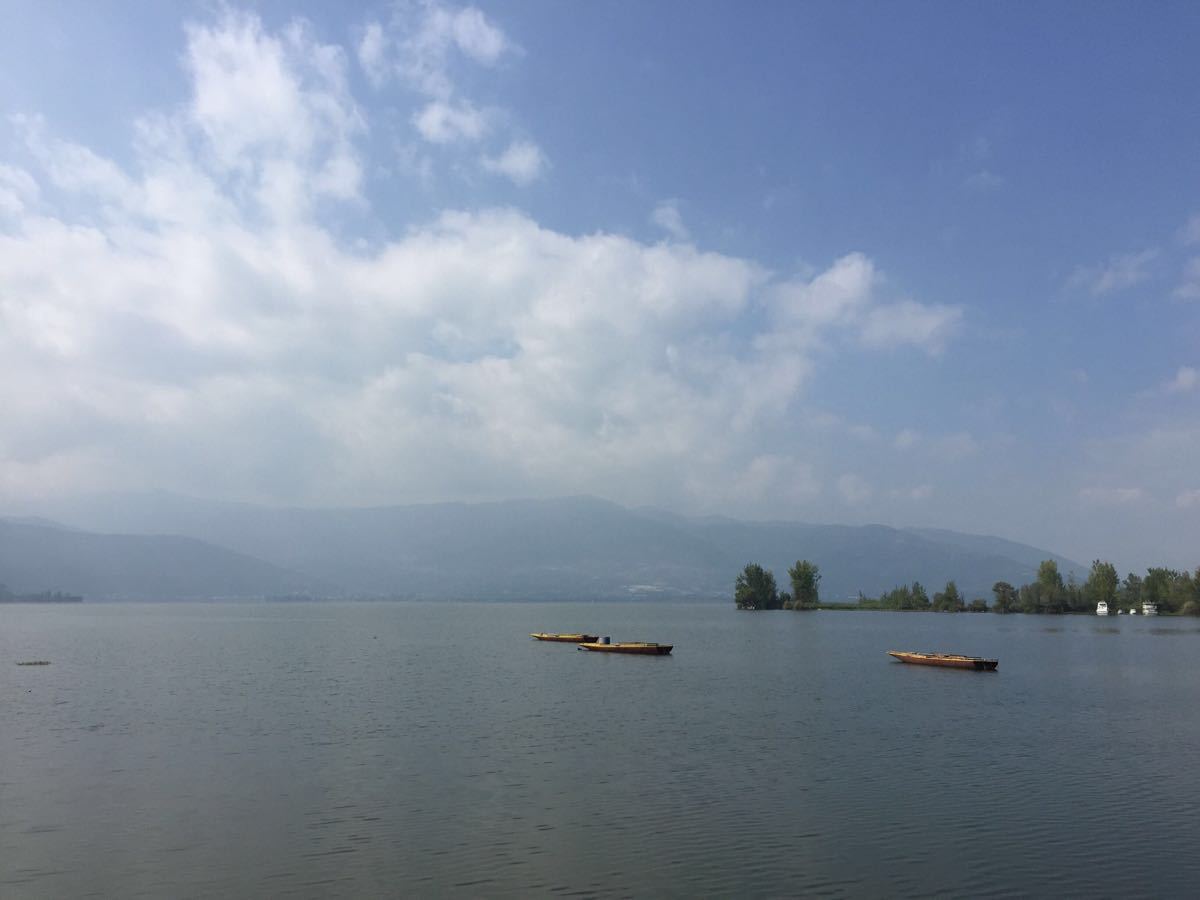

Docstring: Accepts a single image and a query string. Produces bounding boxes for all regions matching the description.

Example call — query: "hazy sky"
[1,1,1198,571]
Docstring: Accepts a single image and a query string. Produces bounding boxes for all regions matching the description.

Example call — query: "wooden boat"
[888,650,997,671]
[530,632,599,643]
[577,641,672,656]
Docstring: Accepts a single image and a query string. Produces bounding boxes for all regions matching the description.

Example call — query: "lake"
[3,602,1199,897]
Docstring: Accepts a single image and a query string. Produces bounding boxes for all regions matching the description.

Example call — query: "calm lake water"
[3,602,1199,898]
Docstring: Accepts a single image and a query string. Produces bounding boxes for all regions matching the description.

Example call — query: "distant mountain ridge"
[0,518,320,600]
[3,494,1083,602]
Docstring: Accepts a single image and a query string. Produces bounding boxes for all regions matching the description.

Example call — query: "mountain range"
[1,493,1082,602]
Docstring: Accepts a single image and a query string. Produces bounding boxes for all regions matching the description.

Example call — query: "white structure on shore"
[1142,602,1159,616]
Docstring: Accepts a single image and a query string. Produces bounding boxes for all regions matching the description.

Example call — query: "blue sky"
[1,1,1198,571]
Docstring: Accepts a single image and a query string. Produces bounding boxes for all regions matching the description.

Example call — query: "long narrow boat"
[888,650,997,671]
[530,632,599,643]
[577,641,672,656]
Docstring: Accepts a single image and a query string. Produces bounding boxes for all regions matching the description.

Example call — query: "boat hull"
[888,650,997,671]
[578,642,673,655]
[531,633,599,643]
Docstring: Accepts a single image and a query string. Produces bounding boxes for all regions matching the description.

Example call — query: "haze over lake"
[4,602,1199,897]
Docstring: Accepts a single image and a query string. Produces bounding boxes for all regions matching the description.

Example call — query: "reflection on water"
[2,602,1199,897]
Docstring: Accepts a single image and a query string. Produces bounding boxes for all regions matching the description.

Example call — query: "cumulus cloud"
[859,299,961,354]
[651,200,689,241]
[413,99,488,143]
[358,1,513,97]
[1174,257,1200,300]
[0,163,38,214]
[356,1,536,181]
[1164,366,1197,394]
[1068,249,1158,296]
[0,8,963,515]
[480,139,545,185]
[767,254,961,355]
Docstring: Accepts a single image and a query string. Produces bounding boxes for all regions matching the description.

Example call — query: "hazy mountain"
[7,493,1084,602]
[0,518,319,600]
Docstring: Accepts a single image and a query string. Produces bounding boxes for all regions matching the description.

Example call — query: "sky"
[0,0,1198,572]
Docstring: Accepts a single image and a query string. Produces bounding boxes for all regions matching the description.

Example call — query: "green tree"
[1037,560,1063,592]
[992,581,1017,614]
[1019,582,1042,614]
[932,580,963,612]
[788,560,821,610]
[735,563,779,610]
[1143,567,1177,612]
[1083,560,1119,612]
[910,581,931,610]
[1118,572,1143,611]
[1035,560,1066,613]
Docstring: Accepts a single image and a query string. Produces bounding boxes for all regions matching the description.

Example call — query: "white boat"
[1096,601,1109,616]
[1129,608,1137,615]
[1116,608,1123,615]
[1142,602,1158,616]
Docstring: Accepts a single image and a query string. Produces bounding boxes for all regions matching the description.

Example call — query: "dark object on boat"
[578,641,673,655]
[530,632,599,643]
[888,650,997,671]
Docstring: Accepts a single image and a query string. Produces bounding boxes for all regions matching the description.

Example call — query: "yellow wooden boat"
[888,650,997,671]
[530,632,599,643]
[578,641,672,656]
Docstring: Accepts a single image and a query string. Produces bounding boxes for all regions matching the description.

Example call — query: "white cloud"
[894,428,920,450]
[481,140,545,185]
[1164,366,1198,393]
[0,8,964,515]
[14,114,134,200]
[767,255,961,355]
[1179,214,1200,246]
[1174,257,1200,300]
[359,2,513,98]
[357,2,540,179]
[859,299,962,354]
[1079,487,1145,506]
[449,6,511,64]
[413,99,488,143]
[357,22,389,87]
[0,163,38,215]
[771,252,876,330]
[651,200,689,241]
[1176,489,1200,509]
[1069,249,1158,296]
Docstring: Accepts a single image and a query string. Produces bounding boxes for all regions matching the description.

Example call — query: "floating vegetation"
[16,660,51,666]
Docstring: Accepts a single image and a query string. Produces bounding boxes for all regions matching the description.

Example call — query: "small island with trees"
[734,559,1200,616]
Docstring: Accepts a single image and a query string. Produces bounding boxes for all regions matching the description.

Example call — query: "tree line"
[989,560,1200,616]
[733,559,1200,615]
[0,583,83,603]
